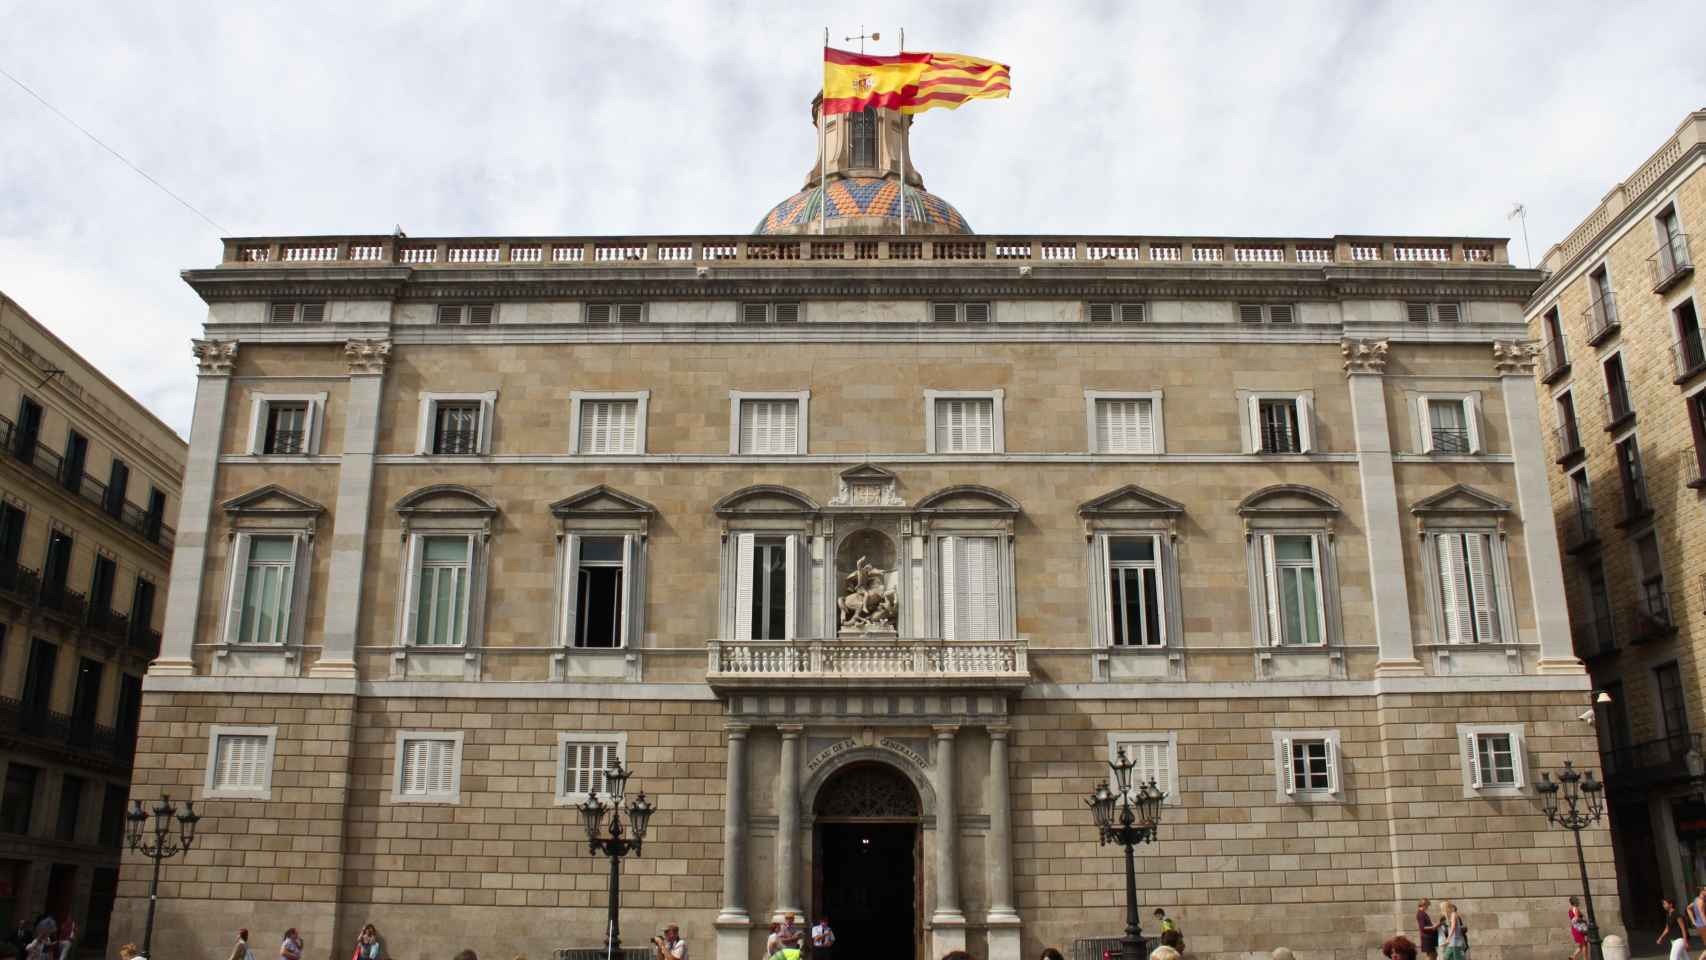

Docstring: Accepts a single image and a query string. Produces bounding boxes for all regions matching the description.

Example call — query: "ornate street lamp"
[1085,747,1166,960]
[582,763,657,956]
[126,794,199,959]
[1537,761,1606,960]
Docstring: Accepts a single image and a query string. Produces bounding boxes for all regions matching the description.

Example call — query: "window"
[56,775,84,842]
[926,391,1003,453]
[732,393,808,455]
[740,302,802,323]
[246,394,326,456]
[105,459,128,518]
[1655,206,1690,283]
[144,489,167,543]
[1239,303,1295,324]
[1675,299,1705,377]
[128,577,156,649]
[1247,395,1312,453]
[89,554,116,615]
[0,501,23,567]
[1106,536,1164,647]
[228,535,298,645]
[13,396,42,464]
[1087,393,1163,454]
[268,301,325,324]
[1087,302,1146,323]
[1634,531,1670,627]
[930,301,992,323]
[571,537,628,648]
[436,303,494,325]
[1656,662,1688,741]
[745,536,793,641]
[1616,436,1651,520]
[1273,730,1340,800]
[99,784,127,849]
[1689,391,1706,481]
[1597,680,1631,755]
[1420,397,1479,454]
[1585,266,1618,342]
[1108,733,1176,804]
[416,392,496,455]
[392,732,463,804]
[849,107,877,166]
[571,394,645,455]
[1405,302,1463,323]
[557,733,628,803]
[411,535,473,646]
[1458,725,1525,795]
[1603,354,1634,425]
[938,535,1002,640]
[41,530,72,602]
[63,430,87,493]
[584,302,645,324]
[1581,561,1614,651]
[1568,470,1595,540]
[1432,532,1503,643]
[22,638,58,714]
[204,725,277,800]
[1540,306,1569,379]
[1555,391,1582,456]
[1,764,38,834]
[1259,534,1326,646]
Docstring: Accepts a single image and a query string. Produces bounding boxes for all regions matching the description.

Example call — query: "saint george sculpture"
[839,556,898,632]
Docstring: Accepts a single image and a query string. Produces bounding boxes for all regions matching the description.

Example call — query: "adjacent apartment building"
[0,292,184,948]
[1525,108,1706,925]
[117,100,1610,960]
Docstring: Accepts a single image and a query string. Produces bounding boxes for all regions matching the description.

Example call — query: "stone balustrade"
[706,637,1029,689]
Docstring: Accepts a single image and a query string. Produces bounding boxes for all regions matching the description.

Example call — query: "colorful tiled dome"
[755,177,972,235]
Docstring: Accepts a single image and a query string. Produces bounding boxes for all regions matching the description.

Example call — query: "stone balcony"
[705,637,1030,692]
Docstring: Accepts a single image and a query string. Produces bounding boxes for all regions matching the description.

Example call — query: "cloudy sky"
[2,1,1702,436]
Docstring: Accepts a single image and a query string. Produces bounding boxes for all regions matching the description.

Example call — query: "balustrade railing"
[1674,327,1706,380]
[1429,427,1471,453]
[1573,612,1617,660]
[1650,234,1694,291]
[1584,294,1620,344]
[707,638,1028,683]
[1540,335,1569,381]
[0,415,175,549]
[1562,506,1599,552]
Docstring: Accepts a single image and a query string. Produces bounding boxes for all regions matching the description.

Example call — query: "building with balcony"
[116,99,1609,960]
[0,292,184,948]
[1525,108,1706,928]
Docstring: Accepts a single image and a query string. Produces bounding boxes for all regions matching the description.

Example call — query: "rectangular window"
[577,400,640,454]
[129,577,156,649]
[1616,436,1650,519]
[99,784,127,849]
[205,728,275,798]
[934,397,996,453]
[105,459,129,518]
[1,764,39,834]
[14,396,43,464]
[585,303,645,324]
[0,502,24,566]
[738,399,801,455]
[574,537,626,648]
[930,301,992,323]
[1604,354,1633,424]
[1689,392,1706,481]
[144,489,167,543]
[264,403,309,454]
[740,302,802,323]
[1107,536,1163,647]
[1555,391,1581,455]
[1424,398,1475,453]
[1262,534,1324,646]
[1239,303,1295,323]
[42,530,72,596]
[1657,662,1688,740]
[1676,299,1705,377]
[1406,302,1463,323]
[1569,470,1595,539]
[413,536,471,646]
[394,734,461,803]
[237,536,296,645]
[1273,730,1344,799]
[749,538,790,641]
[1433,532,1502,643]
[1109,734,1175,803]
[71,657,102,734]
[1289,739,1332,792]
[22,638,58,713]
[63,430,87,493]
[436,303,494,325]
[1087,302,1146,322]
[1459,726,1525,793]
[433,403,482,455]
[938,535,1002,640]
[1634,531,1669,626]
[558,735,626,802]
[89,555,117,615]
[1094,398,1158,454]
[55,775,84,842]
[1255,398,1305,453]
[269,301,325,323]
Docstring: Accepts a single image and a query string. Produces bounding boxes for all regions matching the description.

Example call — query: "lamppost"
[125,794,199,959]
[580,763,657,958]
[1086,747,1166,960]
[1537,761,1606,960]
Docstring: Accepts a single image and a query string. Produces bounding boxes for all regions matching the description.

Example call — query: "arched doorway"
[811,761,921,960]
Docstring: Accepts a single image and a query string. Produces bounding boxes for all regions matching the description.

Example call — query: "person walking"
[1417,898,1440,960]
[280,929,304,960]
[809,916,834,960]
[1661,897,1691,960]
[1440,901,1468,960]
[1690,888,1706,960]
[230,929,257,960]
[1567,897,1588,960]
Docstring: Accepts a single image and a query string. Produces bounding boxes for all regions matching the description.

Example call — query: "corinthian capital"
[191,339,239,376]
[1492,340,1539,376]
[345,338,392,375]
[1340,338,1390,376]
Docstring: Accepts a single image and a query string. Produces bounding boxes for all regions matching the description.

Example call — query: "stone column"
[774,724,804,918]
[310,339,390,678]
[151,340,238,676]
[986,725,1021,960]
[930,724,966,957]
[1342,339,1424,676]
[1495,342,1581,672]
[717,723,752,960]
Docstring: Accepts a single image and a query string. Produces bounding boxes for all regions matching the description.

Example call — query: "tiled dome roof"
[755,177,972,235]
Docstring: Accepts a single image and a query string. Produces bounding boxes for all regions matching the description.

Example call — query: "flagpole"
[819,27,828,237]
[898,27,907,237]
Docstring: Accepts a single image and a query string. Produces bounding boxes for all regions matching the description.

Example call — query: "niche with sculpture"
[835,528,900,635]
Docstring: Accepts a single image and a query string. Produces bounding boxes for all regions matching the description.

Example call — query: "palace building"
[116,98,1613,960]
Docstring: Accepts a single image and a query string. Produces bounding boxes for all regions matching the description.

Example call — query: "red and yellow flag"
[823,47,1010,116]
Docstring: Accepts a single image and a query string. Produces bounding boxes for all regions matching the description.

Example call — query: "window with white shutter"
[1273,730,1340,801]
[569,537,630,648]
[1105,536,1164,646]
[203,726,277,799]
[1432,531,1502,644]
[411,536,473,646]
[416,392,497,456]
[556,734,628,803]
[248,393,326,456]
[1421,397,1478,454]
[1259,534,1325,646]
[1094,398,1157,453]
[234,535,297,646]
[938,535,1002,639]
[392,732,463,803]
[932,397,998,453]
[578,401,640,454]
[1109,734,1176,804]
[739,399,801,454]
[1456,724,1524,796]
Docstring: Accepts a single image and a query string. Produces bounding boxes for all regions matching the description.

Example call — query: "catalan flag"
[822,47,1010,116]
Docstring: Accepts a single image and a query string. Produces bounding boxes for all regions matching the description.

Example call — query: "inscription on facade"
[804,735,932,773]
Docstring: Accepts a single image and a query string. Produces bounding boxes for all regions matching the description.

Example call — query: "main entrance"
[812,762,921,960]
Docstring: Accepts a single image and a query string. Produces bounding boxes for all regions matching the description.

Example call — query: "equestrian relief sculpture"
[839,556,898,632]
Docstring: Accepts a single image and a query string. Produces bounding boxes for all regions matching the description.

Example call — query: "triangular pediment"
[714,484,820,516]
[839,463,897,484]
[1410,483,1511,516]
[222,484,326,517]
[1237,484,1341,516]
[1078,484,1185,518]
[550,485,657,518]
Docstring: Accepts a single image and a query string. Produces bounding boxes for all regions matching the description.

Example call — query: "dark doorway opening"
[817,822,916,960]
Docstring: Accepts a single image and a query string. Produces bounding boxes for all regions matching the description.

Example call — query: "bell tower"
[805,95,925,191]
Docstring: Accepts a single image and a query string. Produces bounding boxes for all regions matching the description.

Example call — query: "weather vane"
[844,26,880,53]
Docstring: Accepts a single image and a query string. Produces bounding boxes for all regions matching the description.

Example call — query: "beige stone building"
[116,102,1612,960]
[0,292,184,947]
[1524,108,1706,928]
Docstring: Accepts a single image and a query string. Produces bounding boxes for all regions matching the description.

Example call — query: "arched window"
[850,108,877,167]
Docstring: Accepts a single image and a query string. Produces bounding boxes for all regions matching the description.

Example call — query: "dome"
[754,177,972,236]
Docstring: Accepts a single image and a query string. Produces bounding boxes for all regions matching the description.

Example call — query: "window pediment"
[550,485,657,534]
[1410,483,1511,517]
[915,484,1020,515]
[1079,485,1184,540]
[222,484,325,537]
[713,484,820,518]
[1237,484,1341,518]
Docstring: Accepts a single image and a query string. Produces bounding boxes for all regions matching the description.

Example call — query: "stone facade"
[1525,109,1706,927]
[0,292,185,948]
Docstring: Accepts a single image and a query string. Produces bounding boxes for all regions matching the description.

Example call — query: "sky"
[1,1,1703,437]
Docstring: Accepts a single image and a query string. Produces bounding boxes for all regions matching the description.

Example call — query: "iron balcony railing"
[1562,506,1599,553]
[266,429,306,455]
[1603,385,1636,426]
[1573,611,1617,660]
[1540,335,1570,382]
[0,414,175,549]
[1584,293,1621,345]
[0,559,150,653]
[1430,426,1471,453]
[0,695,133,770]
[1602,731,1698,786]
[1629,591,1678,645]
[1622,477,1654,524]
[0,560,41,599]
[433,428,480,455]
[1650,234,1694,292]
[37,580,87,622]
[1553,421,1583,462]
[1674,328,1706,381]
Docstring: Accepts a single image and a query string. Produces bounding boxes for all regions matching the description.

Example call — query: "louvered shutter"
[970,400,994,451]
[1261,535,1283,645]
[1088,303,1114,323]
[778,402,799,453]
[586,303,611,324]
[932,302,959,323]
[1246,396,1264,453]
[963,303,990,322]
[1096,534,1116,645]
[1407,302,1431,323]
[937,537,958,639]
[1464,533,1500,642]
[299,302,325,323]
[1420,399,1437,453]
[1120,303,1146,322]
[742,303,769,323]
[774,302,800,322]
[1120,740,1171,801]
[467,304,493,325]
[734,534,755,640]
[270,302,296,323]
[739,402,761,453]
[1239,304,1264,324]
[1280,738,1296,794]
[1437,534,1472,644]
[224,534,252,645]
[1134,400,1154,453]
[1436,303,1461,323]
[783,533,799,640]
[960,536,1000,639]
[1306,536,1326,646]
[562,533,581,644]
[615,402,637,453]
[617,303,643,324]
[437,304,463,325]
[1268,304,1295,324]
[581,402,607,453]
[1323,739,1339,794]
[1463,732,1482,788]
[1294,396,1313,452]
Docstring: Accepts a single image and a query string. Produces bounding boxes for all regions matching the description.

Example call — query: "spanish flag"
[823,47,1010,116]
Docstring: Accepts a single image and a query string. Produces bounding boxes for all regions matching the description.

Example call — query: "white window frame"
[1426,529,1511,645]
[1456,723,1526,798]
[925,389,1006,454]
[415,391,498,455]
[1084,391,1166,454]
[728,390,810,456]
[1108,732,1177,805]
[555,732,629,805]
[569,391,649,455]
[932,532,1015,640]
[1271,729,1341,802]
[1099,533,1169,647]
[390,730,464,805]
[1256,533,1330,647]
[1415,393,1483,454]
[728,531,805,640]
[1242,391,1314,454]
[560,533,640,650]
[219,531,311,648]
[399,532,480,648]
[245,393,327,456]
[203,725,278,800]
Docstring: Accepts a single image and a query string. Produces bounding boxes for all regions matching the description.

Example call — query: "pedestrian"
[810,916,834,960]
[354,924,381,960]
[1568,897,1588,960]
[1418,897,1439,960]
[1662,897,1691,960]
[1383,936,1418,960]
[1440,901,1468,960]
[650,923,686,960]
[1149,948,1180,960]
[765,922,782,958]
[1152,908,1177,935]
[1691,887,1706,960]
[1040,950,1065,960]
[778,914,802,953]
[280,929,304,960]
[117,944,140,960]
[230,929,257,960]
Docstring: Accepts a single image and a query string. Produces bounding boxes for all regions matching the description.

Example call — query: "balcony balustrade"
[1429,426,1472,454]
[0,559,152,655]
[0,695,133,770]
[0,414,175,549]
[1584,293,1621,345]
[1650,234,1694,293]
[1552,422,1584,463]
[706,637,1029,691]
[1540,335,1570,383]
[433,428,481,456]
[1602,386,1636,428]
[1674,327,1706,382]
[1603,732,1698,793]
[1562,507,1599,553]
[1573,612,1618,660]
[1629,591,1678,645]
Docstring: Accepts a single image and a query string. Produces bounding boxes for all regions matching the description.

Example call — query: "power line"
[0,63,230,234]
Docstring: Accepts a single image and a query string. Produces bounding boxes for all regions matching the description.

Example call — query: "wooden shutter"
[1119,303,1146,322]
[1239,304,1264,323]
[937,537,958,639]
[1134,400,1154,452]
[427,740,453,795]
[734,534,755,640]
[783,533,799,640]
[773,302,800,323]
[562,534,581,646]
[960,536,1001,639]
[585,303,611,324]
[1436,303,1461,323]
[1246,396,1264,453]
[1419,399,1436,453]
[436,304,463,325]
[1280,738,1296,794]
[932,302,959,323]
[1436,534,1472,644]
[1463,731,1482,788]
[739,401,760,453]
[963,302,991,322]
[1261,534,1283,645]
[224,534,252,645]
[1268,304,1295,324]
[467,304,493,325]
[1306,536,1326,646]
[1096,534,1116,646]
[1121,739,1171,800]
[1406,302,1431,323]
[778,401,799,453]
[742,303,769,323]
[617,303,643,324]
[1088,303,1114,323]
[1294,396,1313,452]
[969,400,994,451]
[1464,533,1500,642]
[614,401,637,452]
[1323,739,1338,794]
